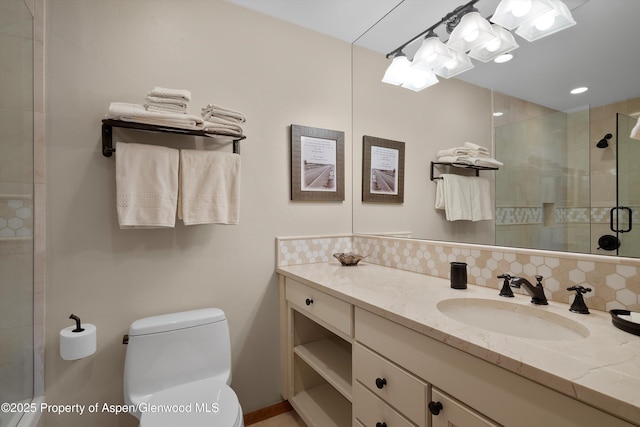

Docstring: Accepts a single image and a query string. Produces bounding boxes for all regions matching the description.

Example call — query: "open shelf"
[101,118,245,157]
[430,161,498,181]
[290,383,352,427]
[294,336,352,401]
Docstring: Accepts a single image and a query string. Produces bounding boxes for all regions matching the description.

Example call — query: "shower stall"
[0,1,39,426]
[494,106,591,254]
[494,95,640,258]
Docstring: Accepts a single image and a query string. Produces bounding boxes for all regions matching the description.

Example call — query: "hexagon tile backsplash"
[276,234,640,312]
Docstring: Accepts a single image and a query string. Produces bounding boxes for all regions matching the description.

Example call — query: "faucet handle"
[535,275,543,286]
[567,285,592,295]
[567,286,592,314]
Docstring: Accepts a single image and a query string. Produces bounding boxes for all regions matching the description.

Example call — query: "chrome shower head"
[596,133,612,148]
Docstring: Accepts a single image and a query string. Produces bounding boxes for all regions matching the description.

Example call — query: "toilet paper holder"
[69,314,85,332]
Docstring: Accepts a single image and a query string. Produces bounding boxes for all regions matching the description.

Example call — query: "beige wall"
[45,1,351,426]
[352,45,494,243]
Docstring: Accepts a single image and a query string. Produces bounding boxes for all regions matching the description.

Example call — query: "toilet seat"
[140,378,243,427]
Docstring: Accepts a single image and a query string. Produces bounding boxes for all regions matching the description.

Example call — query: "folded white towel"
[148,86,191,102]
[145,95,188,108]
[201,103,246,123]
[631,117,640,140]
[145,104,188,114]
[469,157,503,168]
[116,142,179,228]
[435,174,492,221]
[437,147,469,158]
[438,155,473,165]
[107,102,204,130]
[464,142,490,154]
[178,150,241,225]
[202,117,244,137]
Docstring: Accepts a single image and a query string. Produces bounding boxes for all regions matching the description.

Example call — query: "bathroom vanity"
[278,262,640,427]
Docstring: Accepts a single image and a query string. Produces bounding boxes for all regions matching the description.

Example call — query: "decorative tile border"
[277,234,640,312]
[0,196,33,239]
[495,206,639,225]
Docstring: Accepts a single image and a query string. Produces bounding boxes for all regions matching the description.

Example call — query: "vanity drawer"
[285,278,352,337]
[354,382,414,427]
[354,343,426,427]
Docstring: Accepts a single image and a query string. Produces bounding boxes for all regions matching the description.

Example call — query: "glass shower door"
[614,113,640,257]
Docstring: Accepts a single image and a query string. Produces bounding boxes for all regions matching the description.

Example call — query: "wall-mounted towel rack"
[101,119,245,157]
[430,161,498,181]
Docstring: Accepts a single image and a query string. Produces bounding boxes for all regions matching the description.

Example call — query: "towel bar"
[430,161,497,181]
[101,119,245,157]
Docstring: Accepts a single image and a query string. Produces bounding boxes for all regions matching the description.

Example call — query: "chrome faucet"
[511,275,548,305]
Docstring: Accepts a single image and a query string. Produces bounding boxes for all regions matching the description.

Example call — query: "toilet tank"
[123,308,232,407]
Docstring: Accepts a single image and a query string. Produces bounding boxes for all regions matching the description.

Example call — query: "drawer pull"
[305,298,313,306]
[428,401,443,416]
[375,423,387,427]
[375,377,387,389]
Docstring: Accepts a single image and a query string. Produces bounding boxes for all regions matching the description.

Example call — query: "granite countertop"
[277,261,640,425]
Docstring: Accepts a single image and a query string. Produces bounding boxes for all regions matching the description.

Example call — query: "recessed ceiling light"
[494,53,514,64]
[493,111,504,117]
[570,86,588,94]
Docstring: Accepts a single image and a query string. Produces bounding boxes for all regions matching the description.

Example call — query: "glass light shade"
[382,55,411,86]
[433,49,474,78]
[447,11,496,52]
[469,24,519,63]
[491,0,554,30]
[401,67,439,92]
[515,0,576,41]
[411,36,453,71]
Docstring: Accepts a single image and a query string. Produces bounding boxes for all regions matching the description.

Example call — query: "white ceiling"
[227,0,640,112]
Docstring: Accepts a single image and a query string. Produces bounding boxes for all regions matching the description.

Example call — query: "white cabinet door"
[430,388,500,427]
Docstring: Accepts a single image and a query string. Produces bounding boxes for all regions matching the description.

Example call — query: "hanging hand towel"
[116,142,179,228]
[435,174,492,221]
[470,177,493,221]
[631,116,640,140]
[438,174,474,221]
[178,150,241,225]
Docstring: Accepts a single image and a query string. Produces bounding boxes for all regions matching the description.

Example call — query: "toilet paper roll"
[60,324,96,360]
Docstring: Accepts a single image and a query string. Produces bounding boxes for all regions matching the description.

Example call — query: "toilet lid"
[140,378,241,427]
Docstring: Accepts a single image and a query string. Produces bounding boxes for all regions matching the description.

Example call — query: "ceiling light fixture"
[570,86,588,94]
[468,24,519,63]
[412,34,454,71]
[494,53,514,63]
[491,0,555,30]
[515,0,576,41]
[381,0,576,92]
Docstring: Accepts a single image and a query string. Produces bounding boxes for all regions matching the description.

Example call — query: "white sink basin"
[437,298,589,341]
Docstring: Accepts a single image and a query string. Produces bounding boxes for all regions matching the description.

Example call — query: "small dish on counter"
[609,309,640,336]
[333,252,367,266]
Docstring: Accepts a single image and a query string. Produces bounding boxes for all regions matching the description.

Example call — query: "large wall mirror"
[352,0,640,258]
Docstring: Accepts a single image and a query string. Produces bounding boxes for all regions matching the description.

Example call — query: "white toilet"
[123,308,244,427]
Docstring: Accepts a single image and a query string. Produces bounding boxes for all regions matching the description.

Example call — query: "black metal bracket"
[430,161,497,181]
[101,119,245,157]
